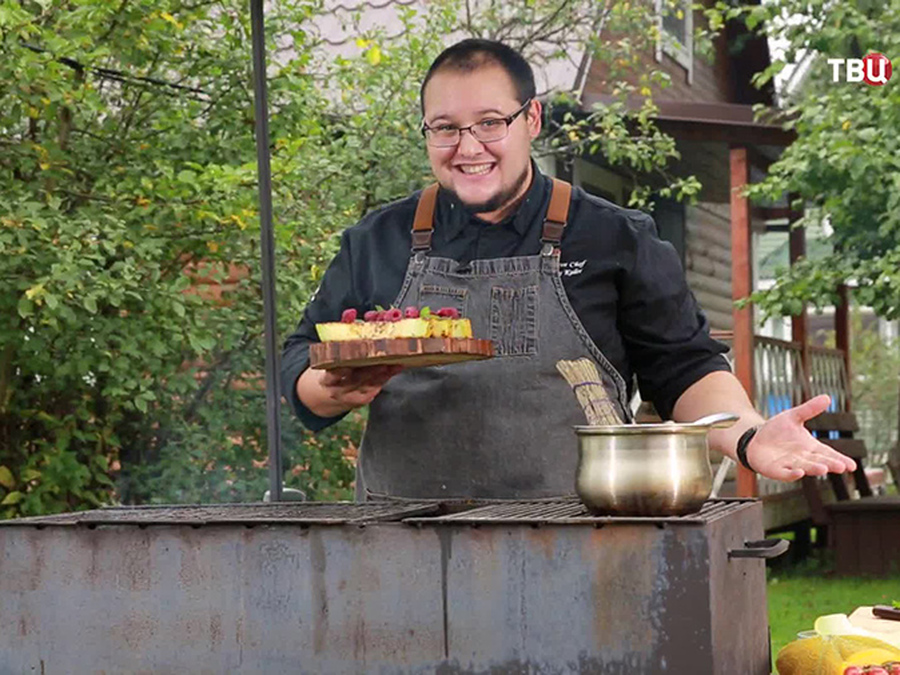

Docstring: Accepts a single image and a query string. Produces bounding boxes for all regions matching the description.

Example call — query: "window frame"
[655,0,694,85]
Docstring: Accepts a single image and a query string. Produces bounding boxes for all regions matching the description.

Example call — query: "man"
[281,38,855,500]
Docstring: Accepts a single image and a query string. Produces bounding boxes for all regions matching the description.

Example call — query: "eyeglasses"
[421,99,533,148]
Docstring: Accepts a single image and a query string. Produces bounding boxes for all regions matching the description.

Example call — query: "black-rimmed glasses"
[421,99,533,148]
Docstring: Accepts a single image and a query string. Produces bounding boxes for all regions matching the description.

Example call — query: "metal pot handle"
[728,538,790,559]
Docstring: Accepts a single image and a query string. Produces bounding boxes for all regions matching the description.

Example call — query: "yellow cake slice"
[315,308,472,342]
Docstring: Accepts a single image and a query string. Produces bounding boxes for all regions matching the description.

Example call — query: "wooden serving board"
[309,338,494,370]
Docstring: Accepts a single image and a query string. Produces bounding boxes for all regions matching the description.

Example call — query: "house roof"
[307,0,584,97]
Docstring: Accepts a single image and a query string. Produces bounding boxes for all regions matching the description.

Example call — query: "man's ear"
[527,99,543,138]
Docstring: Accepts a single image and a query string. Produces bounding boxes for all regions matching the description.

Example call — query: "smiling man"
[281,38,856,501]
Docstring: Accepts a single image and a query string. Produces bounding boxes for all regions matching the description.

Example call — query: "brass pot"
[574,413,739,516]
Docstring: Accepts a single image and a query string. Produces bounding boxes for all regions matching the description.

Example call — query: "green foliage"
[0,0,703,513]
[818,312,900,456]
[713,0,900,319]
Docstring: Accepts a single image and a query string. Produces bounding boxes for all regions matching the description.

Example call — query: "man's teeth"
[459,164,492,175]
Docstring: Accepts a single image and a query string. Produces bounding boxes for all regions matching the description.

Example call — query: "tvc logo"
[828,53,893,86]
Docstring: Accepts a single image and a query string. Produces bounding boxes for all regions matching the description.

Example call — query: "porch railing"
[711,332,851,415]
[808,345,850,412]
[753,337,806,417]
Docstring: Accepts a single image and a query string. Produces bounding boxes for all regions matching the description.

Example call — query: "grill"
[1,501,443,526]
[0,498,779,674]
[405,496,750,525]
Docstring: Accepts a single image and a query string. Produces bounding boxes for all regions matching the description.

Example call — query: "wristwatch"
[736,426,760,472]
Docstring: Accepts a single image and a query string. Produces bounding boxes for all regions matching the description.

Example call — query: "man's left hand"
[745,394,857,481]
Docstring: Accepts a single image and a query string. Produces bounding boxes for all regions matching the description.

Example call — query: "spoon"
[689,412,740,429]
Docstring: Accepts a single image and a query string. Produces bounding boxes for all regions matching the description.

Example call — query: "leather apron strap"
[411,183,439,252]
[541,178,572,248]
[409,177,572,252]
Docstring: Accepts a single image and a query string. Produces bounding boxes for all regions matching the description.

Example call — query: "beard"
[445,163,532,216]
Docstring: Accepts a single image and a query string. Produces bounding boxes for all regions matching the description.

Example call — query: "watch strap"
[736,426,760,472]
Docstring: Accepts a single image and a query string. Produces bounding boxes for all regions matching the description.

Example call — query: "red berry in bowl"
[341,308,358,323]
[363,310,379,322]
[403,306,419,318]
[842,668,863,675]
[436,307,459,319]
[385,308,403,322]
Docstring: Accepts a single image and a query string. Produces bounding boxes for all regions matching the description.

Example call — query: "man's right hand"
[296,364,404,418]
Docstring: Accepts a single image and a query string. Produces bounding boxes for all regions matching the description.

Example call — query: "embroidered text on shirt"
[559,260,587,277]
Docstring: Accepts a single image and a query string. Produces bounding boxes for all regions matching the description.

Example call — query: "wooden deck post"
[730,146,757,497]
[835,284,852,412]
[788,211,811,402]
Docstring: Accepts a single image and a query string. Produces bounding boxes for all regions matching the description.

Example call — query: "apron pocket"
[490,285,538,356]
[417,284,468,315]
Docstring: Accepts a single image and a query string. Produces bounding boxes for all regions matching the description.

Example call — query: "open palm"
[748,395,858,482]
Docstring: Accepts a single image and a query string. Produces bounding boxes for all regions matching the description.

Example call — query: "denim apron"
[356,179,632,500]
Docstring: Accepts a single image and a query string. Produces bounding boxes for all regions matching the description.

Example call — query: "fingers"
[762,443,857,482]
[320,368,353,387]
[319,365,405,408]
[321,365,399,388]
[813,442,857,473]
[789,394,831,422]
[768,466,806,483]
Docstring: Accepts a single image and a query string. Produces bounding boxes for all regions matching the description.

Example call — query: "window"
[572,159,624,205]
[655,0,694,84]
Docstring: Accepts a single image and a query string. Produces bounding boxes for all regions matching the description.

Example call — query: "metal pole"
[249,0,283,501]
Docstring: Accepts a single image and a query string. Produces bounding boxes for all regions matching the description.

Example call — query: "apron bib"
[357,179,631,500]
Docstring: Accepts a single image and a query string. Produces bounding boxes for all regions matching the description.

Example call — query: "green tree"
[713,0,900,320]
[848,316,900,457]
[0,0,705,514]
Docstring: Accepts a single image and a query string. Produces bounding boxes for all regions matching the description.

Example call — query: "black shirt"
[281,166,730,431]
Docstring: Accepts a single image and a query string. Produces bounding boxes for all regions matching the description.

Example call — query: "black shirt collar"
[435,160,549,241]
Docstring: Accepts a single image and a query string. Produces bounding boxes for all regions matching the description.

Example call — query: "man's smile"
[456,163,496,176]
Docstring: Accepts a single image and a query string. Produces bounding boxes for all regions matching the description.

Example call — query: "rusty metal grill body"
[0,498,771,674]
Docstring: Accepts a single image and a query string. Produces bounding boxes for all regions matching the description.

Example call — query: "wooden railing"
[808,345,850,412]
[754,337,806,417]
[711,333,851,416]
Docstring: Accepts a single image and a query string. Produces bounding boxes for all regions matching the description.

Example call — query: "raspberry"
[341,308,358,323]
[363,310,379,322]
[385,308,403,322]
[403,306,420,318]
[436,307,459,319]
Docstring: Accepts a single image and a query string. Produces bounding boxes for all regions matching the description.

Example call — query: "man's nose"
[456,128,486,155]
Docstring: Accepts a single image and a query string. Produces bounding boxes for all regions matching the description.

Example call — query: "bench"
[803,412,900,576]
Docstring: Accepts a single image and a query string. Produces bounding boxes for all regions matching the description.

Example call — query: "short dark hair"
[420,39,536,114]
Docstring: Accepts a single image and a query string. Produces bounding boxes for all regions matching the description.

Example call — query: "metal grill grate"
[0,501,444,527]
[2,498,756,528]
[403,498,755,526]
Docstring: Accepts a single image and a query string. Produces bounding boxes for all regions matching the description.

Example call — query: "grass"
[766,540,900,664]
